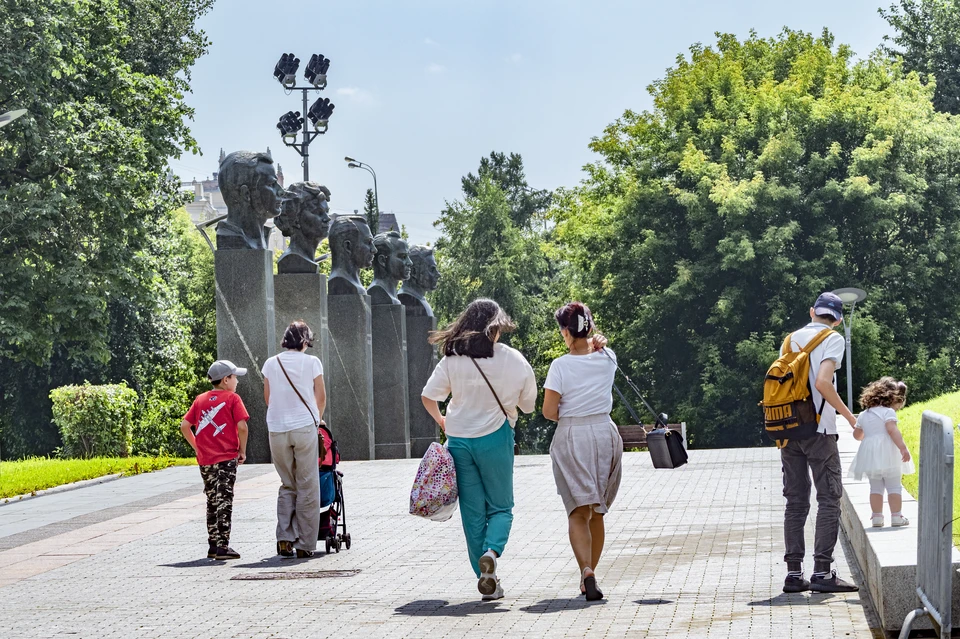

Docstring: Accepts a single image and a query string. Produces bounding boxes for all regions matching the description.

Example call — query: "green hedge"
[50,383,137,458]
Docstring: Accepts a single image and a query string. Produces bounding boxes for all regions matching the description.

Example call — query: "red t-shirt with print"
[182,390,250,466]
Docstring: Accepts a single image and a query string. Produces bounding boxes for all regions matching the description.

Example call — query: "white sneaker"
[478,550,498,595]
[892,514,910,527]
[481,580,504,601]
[871,514,884,527]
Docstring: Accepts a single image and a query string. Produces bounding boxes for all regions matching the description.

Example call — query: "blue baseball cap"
[813,292,844,321]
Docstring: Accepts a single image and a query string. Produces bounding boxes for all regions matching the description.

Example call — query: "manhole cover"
[232,570,360,580]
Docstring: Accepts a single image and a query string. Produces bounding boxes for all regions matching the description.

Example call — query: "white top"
[262,351,324,433]
[421,343,537,438]
[848,406,915,478]
[782,322,846,435]
[544,348,617,419]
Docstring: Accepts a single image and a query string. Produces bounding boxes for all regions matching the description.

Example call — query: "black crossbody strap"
[470,358,508,418]
[276,357,319,427]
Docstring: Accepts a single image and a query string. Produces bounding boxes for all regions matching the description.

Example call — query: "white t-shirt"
[421,343,537,438]
[262,351,324,433]
[544,348,617,419]
[782,322,846,435]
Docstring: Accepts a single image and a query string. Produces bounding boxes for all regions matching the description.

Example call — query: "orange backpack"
[761,328,835,448]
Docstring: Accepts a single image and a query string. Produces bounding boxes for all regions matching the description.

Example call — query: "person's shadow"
[520,597,606,613]
[748,593,840,606]
[159,558,226,568]
[394,599,507,617]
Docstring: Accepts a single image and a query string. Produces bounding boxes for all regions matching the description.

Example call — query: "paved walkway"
[0,449,879,638]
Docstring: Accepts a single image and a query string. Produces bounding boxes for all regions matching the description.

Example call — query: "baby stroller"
[318,423,351,553]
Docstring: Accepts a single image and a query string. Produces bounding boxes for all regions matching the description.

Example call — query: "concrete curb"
[0,473,125,506]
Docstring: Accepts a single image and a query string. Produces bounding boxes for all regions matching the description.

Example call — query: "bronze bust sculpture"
[367,231,413,305]
[274,182,332,274]
[328,216,376,295]
[399,245,439,317]
[216,151,287,250]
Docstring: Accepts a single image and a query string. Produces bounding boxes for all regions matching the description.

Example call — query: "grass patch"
[0,456,196,500]
[897,390,960,542]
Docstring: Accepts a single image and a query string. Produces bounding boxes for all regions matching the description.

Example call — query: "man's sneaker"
[478,550,498,596]
[214,546,240,560]
[892,514,910,527]
[871,514,884,527]
[207,545,218,559]
[809,570,859,593]
[783,574,810,593]
[481,580,504,601]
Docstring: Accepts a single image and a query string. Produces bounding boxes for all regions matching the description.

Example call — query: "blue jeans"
[446,420,515,578]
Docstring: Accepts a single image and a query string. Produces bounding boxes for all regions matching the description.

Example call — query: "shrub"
[50,383,137,458]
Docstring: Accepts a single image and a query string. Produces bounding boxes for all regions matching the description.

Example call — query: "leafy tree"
[554,29,960,447]
[364,188,379,235]
[881,0,960,114]
[462,152,552,228]
[0,0,214,456]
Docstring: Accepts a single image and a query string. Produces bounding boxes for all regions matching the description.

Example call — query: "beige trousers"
[269,424,320,551]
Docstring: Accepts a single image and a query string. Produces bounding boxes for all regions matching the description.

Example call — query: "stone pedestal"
[327,294,375,460]
[371,304,411,459]
[274,272,331,424]
[403,307,439,458]
[214,249,276,464]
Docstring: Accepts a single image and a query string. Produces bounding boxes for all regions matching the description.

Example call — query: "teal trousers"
[446,420,515,578]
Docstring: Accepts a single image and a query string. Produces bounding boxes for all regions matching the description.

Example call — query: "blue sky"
[171,0,892,244]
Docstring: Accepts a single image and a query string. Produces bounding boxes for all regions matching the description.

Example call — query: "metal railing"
[899,410,954,639]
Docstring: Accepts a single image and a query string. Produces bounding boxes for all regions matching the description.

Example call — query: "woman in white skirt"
[542,302,621,601]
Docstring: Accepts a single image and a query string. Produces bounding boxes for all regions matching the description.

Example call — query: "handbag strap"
[276,356,319,427]
[470,357,508,418]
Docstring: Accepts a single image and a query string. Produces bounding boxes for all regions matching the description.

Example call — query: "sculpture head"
[219,151,285,225]
[329,215,376,271]
[407,245,439,293]
[275,181,331,247]
[372,231,412,282]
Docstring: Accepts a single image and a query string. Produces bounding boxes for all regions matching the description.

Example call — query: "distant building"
[378,213,399,234]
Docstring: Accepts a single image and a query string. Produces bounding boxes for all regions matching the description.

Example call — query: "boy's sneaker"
[481,580,504,601]
[871,514,884,527]
[478,550,498,596]
[809,570,858,593]
[207,545,218,559]
[782,574,810,593]
[892,514,910,527]
[214,546,240,560]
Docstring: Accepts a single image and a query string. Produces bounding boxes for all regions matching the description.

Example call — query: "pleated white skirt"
[549,413,623,516]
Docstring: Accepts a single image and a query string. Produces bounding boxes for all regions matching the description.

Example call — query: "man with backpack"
[764,292,859,594]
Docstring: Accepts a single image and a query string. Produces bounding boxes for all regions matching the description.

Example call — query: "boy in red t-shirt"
[181,360,250,560]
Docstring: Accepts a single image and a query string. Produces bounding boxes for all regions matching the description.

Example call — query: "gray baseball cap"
[207,360,248,380]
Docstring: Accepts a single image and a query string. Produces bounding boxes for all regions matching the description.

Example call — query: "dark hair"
[860,376,908,409]
[210,378,223,386]
[816,313,839,323]
[555,301,594,339]
[282,320,314,350]
[429,298,516,358]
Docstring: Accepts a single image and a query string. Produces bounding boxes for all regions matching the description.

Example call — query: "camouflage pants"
[199,459,238,548]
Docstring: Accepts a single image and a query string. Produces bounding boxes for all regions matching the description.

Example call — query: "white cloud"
[336,86,375,105]
[424,37,438,46]
[426,63,446,74]
[507,53,523,64]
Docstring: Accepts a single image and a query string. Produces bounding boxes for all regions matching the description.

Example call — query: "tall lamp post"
[344,156,378,227]
[273,53,336,181]
[0,109,27,129]
[831,287,868,412]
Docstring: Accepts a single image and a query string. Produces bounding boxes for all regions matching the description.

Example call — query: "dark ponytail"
[554,302,594,338]
[281,320,314,350]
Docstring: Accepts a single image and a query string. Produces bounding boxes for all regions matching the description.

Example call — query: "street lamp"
[831,287,868,412]
[344,156,379,230]
[272,52,335,181]
[0,109,26,129]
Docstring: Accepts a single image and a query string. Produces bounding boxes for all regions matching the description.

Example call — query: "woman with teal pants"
[421,298,537,601]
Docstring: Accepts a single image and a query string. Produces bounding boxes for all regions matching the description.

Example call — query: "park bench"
[616,423,687,451]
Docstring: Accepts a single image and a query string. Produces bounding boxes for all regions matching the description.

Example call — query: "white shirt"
[421,343,537,438]
[544,348,617,419]
[782,322,846,435]
[262,350,324,432]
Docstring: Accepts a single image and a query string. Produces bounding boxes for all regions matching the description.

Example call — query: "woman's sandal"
[277,540,294,557]
[582,568,603,601]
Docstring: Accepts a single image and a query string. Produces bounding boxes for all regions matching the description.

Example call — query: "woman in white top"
[262,320,325,558]
[421,298,537,602]
[543,302,622,601]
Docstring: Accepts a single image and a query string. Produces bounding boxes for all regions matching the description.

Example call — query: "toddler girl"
[848,377,915,527]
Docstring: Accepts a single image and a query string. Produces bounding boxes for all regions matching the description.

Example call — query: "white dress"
[847,406,916,480]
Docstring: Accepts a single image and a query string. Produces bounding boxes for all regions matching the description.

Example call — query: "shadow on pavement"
[394,599,507,617]
[159,558,226,568]
[520,598,606,613]
[749,593,841,606]
[231,555,318,569]
[635,599,673,605]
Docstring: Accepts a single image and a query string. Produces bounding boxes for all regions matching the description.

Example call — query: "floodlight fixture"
[304,54,331,89]
[276,110,303,142]
[307,97,335,130]
[273,53,301,88]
